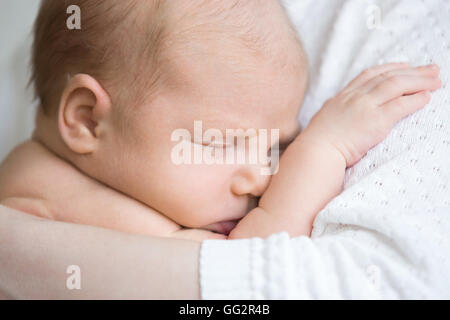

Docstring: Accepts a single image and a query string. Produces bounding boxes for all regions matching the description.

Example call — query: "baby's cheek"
[162,160,245,227]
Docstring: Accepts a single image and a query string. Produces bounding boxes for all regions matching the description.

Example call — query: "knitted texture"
[200,0,450,299]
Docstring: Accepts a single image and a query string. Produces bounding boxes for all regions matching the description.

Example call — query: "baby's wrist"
[294,129,347,168]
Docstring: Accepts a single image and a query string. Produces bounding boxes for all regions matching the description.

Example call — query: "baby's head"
[32,0,308,231]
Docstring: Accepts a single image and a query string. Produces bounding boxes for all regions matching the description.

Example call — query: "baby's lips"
[203,220,239,235]
[220,220,240,235]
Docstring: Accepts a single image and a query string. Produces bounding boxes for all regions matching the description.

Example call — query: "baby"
[0,0,441,241]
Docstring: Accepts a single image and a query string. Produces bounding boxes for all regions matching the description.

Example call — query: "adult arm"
[0,205,201,299]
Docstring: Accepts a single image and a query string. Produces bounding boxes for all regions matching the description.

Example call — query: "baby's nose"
[231,165,272,197]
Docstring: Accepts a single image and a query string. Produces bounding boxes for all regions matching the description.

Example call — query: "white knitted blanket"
[200,0,450,299]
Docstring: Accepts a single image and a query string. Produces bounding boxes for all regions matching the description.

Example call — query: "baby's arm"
[229,135,345,238]
[229,63,441,239]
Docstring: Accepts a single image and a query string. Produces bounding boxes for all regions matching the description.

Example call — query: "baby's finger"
[360,64,440,94]
[370,75,441,105]
[345,63,410,90]
[381,91,431,124]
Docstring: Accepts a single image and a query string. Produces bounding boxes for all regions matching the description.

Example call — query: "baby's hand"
[228,63,442,240]
[303,63,441,167]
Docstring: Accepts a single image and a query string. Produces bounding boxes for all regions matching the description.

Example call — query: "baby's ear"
[58,74,112,154]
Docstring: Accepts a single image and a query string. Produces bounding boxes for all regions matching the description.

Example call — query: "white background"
[0,0,40,161]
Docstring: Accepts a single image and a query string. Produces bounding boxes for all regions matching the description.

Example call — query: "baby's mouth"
[203,220,239,235]
[203,197,259,235]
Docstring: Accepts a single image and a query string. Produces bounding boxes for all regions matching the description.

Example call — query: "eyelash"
[195,141,289,154]
[198,141,232,149]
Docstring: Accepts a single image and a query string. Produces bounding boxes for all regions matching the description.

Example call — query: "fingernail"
[429,64,439,69]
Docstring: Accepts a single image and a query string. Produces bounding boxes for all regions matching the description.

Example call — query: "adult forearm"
[0,290,9,299]
[0,205,201,299]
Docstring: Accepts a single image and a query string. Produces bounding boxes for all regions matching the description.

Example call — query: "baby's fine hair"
[32,0,168,115]
[31,0,304,115]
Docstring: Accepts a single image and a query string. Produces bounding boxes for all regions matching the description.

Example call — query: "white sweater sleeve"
[201,203,450,299]
[200,0,450,299]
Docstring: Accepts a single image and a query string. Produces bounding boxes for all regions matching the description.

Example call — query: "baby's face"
[104,40,307,232]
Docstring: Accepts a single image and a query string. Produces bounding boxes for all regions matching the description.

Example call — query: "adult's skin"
[0,205,200,299]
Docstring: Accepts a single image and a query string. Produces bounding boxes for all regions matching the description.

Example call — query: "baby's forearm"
[229,133,346,239]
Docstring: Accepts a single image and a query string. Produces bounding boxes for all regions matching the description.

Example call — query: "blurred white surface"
[0,0,40,162]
